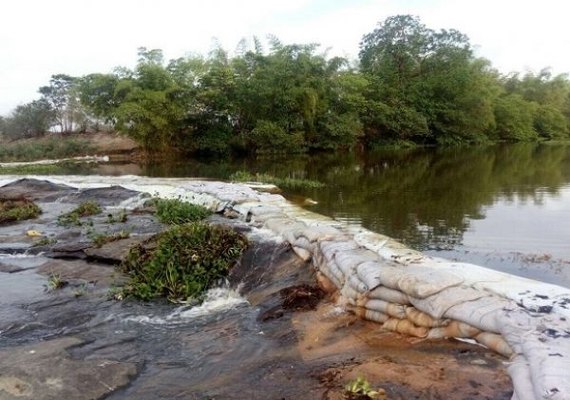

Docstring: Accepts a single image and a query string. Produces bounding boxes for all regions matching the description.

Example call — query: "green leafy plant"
[57,201,102,226]
[344,377,384,400]
[152,198,211,225]
[0,197,42,225]
[119,222,247,303]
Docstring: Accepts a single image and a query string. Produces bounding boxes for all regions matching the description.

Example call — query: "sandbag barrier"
[3,176,570,400]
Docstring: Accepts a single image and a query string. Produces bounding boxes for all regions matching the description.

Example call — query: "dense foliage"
[0,198,42,224]
[2,15,570,152]
[152,198,212,224]
[119,222,248,302]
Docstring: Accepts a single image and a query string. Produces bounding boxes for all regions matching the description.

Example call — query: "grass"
[57,201,102,227]
[32,236,58,247]
[0,197,42,225]
[118,222,248,303]
[106,209,128,223]
[229,170,325,190]
[0,136,93,163]
[151,198,211,225]
[45,273,68,291]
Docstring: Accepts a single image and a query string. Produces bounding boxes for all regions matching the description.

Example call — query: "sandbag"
[361,299,406,319]
[397,267,464,299]
[404,307,448,328]
[475,332,513,358]
[444,296,511,334]
[427,321,481,339]
[316,271,338,294]
[382,318,428,338]
[355,307,390,324]
[347,274,368,294]
[335,249,379,276]
[409,286,490,319]
[356,262,403,290]
[507,355,535,400]
[299,225,344,243]
[319,241,360,264]
[367,285,410,305]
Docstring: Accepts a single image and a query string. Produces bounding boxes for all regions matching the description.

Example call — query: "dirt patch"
[280,284,325,310]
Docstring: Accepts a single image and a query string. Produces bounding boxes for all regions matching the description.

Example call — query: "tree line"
[1,15,569,155]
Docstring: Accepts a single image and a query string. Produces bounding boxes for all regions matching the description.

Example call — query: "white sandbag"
[340,284,361,305]
[507,355,535,400]
[367,285,410,305]
[427,320,481,339]
[265,218,306,237]
[475,332,513,358]
[363,299,406,319]
[382,318,429,338]
[397,267,464,299]
[356,262,403,290]
[444,296,512,334]
[408,286,490,319]
[319,261,343,288]
[319,240,360,263]
[404,306,448,328]
[292,236,314,253]
[299,225,345,243]
[335,249,379,276]
[347,274,368,294]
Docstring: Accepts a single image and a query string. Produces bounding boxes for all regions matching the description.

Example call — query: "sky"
[1,0,569,115]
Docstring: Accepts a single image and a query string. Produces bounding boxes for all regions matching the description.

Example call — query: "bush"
[0,198,42,225]
[249,120,306,154]
[119,222,248,302]
[152,198,211,224]
[57,201,102,226]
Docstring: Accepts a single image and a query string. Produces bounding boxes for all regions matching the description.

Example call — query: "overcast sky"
[1,0,569,115]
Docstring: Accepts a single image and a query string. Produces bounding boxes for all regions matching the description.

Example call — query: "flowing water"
[95,142,570,288]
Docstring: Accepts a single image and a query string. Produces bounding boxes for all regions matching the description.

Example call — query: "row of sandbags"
[230,201,570,400]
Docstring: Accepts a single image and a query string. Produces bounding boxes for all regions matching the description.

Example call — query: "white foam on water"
[125,286,248,325]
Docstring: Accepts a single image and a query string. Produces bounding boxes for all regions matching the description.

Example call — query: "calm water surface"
[106,143,570,287]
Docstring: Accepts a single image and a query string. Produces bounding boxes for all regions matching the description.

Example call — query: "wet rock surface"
[0,179,512,400]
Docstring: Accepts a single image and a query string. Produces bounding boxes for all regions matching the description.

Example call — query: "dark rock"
[0,179,76,202]
[64,186,140,206]
[84,234,154,264]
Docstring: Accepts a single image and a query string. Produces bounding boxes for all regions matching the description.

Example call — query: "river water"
[104,143,568,288]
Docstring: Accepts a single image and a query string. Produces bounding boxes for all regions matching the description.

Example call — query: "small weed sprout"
[344,377,385,400]
[46,273,68,291]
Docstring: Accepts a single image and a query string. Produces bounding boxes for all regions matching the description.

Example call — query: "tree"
[359,15,498,145]
[2,99,55,139]
[39,74,86,133]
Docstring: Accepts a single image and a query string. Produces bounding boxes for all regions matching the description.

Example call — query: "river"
[96,142,570,288]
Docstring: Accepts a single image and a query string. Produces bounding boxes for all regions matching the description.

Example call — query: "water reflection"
[103,143,570,285]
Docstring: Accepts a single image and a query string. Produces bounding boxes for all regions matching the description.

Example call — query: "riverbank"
[0,177,514,399]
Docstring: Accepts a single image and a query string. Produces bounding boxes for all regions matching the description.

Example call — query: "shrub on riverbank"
[119,222,248,302]
[0,197,42,224]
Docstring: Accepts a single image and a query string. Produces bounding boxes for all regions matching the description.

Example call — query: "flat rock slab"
[64,186,140,206]
[0,179,75,202]
[83,234,153,264]
[37,259,121,288]
[0,337,137,400]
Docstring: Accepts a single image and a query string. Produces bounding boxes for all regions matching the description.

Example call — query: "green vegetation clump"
[152,198,211,224]
[0,197,42,224]
[45,273,68,291]
[119,222,248,302]
[229,170,325,190]
[58,201,102,226]
[0,161,96,175]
